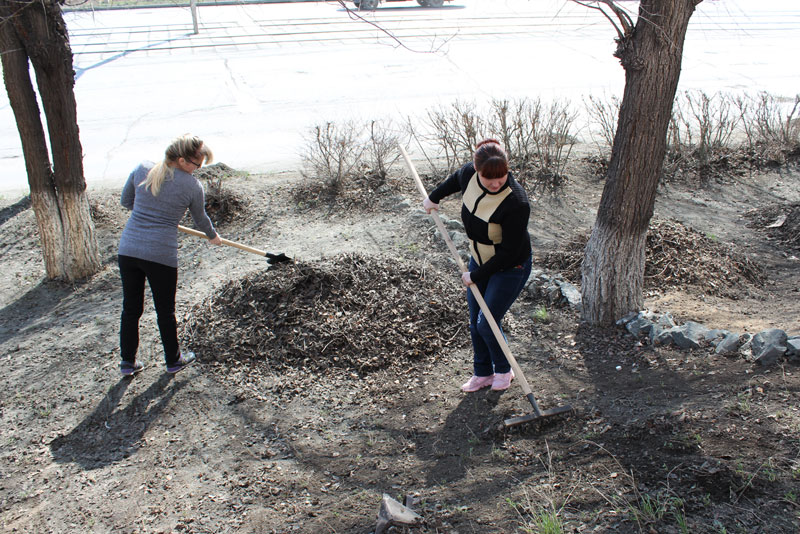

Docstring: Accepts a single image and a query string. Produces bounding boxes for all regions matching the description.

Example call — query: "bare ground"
[1,160,799,534]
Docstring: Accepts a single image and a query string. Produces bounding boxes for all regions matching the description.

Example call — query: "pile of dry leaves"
[745,201,800,253]
[182,253,467,374]
[541,219,766,296]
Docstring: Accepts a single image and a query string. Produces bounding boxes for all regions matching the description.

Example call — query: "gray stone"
[751,328,788,355]
[376,493,421,534]
[705,329,731,342]
[653,327,678,346]
[657,312,677,329]
[671,321,710,349]
[738,334,754,359]
[409,209,428,222]
[649,324,665,345]
[546,282,561,303]
[715,333,741,355]
[626,317,654,338]
[617,312,638,326]
[440,215,464,231]
[754,344,787,367]
[450,231,469,248]
[786,337,800,357]
[556,280,582,309]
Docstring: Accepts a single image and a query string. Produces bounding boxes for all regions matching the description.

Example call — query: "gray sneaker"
[120,360,144,376]
[166,351,196,374]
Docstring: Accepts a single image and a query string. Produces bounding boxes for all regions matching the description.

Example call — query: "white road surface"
[1,0,798,195]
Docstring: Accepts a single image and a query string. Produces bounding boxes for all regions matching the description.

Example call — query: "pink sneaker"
[491,370,514,391]
[460,375,494,392]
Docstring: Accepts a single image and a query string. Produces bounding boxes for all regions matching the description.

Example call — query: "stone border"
[525,269,800,368]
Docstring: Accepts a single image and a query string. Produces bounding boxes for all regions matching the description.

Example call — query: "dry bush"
[416,100,486,176]
[490,97,578,193]
[298,119,403,209]
[584,93,620,151]
[300,121,365,199]
[659,91,743,183]
[408,97,577,194]
[194,162,247,225]
[669,90,740,158]
[362,118,403,189]
[586,90,800,184]
[735,92,800,166]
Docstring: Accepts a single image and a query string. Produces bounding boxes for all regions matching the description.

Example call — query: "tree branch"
[331,0,451,53]
[571,0,634,41]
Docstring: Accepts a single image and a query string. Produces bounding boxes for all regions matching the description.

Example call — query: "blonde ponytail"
[142,134,213,195]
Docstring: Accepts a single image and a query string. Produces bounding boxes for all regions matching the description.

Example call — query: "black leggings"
[118,255,180,365]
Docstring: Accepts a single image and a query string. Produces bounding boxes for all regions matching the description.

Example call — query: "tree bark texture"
[0,17,66,277]
[580,0,701,326]
[0,0,100,280]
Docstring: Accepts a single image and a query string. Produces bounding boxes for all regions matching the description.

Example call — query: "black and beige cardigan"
[428,161,531,284]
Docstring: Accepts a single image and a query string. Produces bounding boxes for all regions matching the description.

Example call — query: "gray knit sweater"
[119,162,217,268]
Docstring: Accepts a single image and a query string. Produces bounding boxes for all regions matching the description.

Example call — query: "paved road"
[1,0,798,194]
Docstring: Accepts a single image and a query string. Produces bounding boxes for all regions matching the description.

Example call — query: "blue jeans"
[467,255,532,376]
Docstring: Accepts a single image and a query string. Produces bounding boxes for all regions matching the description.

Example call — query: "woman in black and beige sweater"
[423,139,532,392]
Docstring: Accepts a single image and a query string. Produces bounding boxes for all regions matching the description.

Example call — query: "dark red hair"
[473,138,508,179]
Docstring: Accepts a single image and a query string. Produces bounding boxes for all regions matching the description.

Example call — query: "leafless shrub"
[403,116,446,189]
[490,98,541,184]
[735,92,800,166]
[194,163,247,224]
[530,99,577,193]
[410,98,577,194]
[664,91,742,182]
[362,119,402,190]
[301,121,365,198]
[584,93,620,150]
[419,101,487,175]
[298,119,403,208]
[669,91,739,160]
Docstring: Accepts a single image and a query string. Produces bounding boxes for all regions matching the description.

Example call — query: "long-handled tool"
[178,225,291,264]
[398,145,572,428]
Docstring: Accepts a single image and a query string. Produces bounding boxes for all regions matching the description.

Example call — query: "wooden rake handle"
[398,145,535,398]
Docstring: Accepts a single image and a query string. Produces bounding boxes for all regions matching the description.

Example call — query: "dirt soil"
[1,158,799,534]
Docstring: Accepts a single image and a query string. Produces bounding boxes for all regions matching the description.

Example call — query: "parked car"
[353,0,449,10]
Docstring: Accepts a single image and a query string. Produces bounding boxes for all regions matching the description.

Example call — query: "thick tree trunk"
[1,0,100,281]
[0,8,66,277]
[580,0,700,326]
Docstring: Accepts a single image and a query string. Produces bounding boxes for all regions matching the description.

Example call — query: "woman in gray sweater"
[118,134,221,376]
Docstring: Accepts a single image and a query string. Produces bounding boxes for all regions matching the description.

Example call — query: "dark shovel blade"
[266,252,291,264]
[503,404,573,428]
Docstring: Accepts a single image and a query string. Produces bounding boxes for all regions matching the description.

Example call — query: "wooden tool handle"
[177,225,267,257]
[398,144,534,397]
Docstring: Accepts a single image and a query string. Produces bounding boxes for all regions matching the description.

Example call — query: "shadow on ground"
[50,373,185,470]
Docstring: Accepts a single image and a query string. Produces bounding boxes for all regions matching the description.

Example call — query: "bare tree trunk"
[0,0,100,281]
[580,0,701,326]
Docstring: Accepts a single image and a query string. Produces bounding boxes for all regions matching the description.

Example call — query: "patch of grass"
[491,445,508,461]
[671,498,689,534]
[630,493,668,523]
[532,304,550,324]
[526,508,564,534]
[728,390,752,415]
